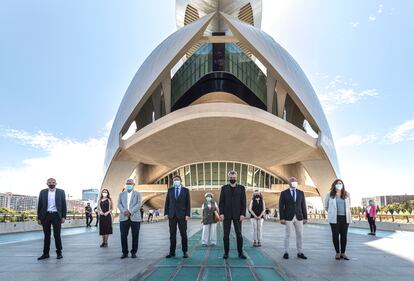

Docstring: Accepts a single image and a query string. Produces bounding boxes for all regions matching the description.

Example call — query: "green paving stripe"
[141,224,287,281]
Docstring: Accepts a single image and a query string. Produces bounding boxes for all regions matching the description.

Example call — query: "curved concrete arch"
[220,12,339,177]
[104,13,216,174]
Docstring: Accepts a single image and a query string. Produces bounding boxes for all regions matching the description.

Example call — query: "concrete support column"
[134,163,146,185]
[275,81,287,118]
[266,74,276,113]
[161,74,172,114]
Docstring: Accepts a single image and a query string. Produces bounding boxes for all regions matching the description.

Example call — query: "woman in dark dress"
[97,189,113,247]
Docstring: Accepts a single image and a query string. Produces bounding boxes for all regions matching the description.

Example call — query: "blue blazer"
[164,186,191,219]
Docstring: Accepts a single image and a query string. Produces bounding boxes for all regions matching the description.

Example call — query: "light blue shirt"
[336,196,346,216]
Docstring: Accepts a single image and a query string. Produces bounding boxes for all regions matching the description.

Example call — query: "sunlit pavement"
[0,220,413,281]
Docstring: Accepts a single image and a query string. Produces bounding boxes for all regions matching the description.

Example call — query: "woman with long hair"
[97,188,113,247]
[324,179,352,260]
[249,190,266,247]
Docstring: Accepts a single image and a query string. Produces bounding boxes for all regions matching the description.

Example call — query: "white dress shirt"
[47,189,57,212]
[127,191,132,210]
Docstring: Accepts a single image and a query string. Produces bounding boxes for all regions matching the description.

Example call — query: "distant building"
[0,192,38,211]
[82,189,99,203]
[67,199,85,213]
[362,195,414,207]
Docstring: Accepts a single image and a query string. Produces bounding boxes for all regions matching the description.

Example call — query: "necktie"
[175,187,179,199]
[292,189,296,202]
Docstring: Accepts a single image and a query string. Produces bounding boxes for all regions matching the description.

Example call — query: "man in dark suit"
[37,178,67,260]
[164,175,191,258]
[279,177,308,260]
[219,170,247,259]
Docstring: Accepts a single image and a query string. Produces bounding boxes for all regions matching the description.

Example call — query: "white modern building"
[101,0,339,209]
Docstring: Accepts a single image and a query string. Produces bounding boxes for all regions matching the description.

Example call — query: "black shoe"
[341,254,350,260]
[297,253,307,259]
[238,253,247,259]
[223,253,229,259]
[166,253,175,258]
[56,254,63,259]
[131,253,137,258]
[100,243,105,248]
[283,253,289,259]
[37,254,49,260]
[183,253,188,258]
[120,254,128,259]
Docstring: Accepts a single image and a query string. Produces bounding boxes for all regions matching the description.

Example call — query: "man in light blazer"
[118,178,142,259]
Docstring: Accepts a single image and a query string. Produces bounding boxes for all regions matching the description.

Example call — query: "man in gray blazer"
[118,178,142,259]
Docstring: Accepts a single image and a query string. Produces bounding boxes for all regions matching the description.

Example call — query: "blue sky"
[0,1,413,204]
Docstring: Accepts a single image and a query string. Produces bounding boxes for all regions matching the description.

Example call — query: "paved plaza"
[0,220,413,281]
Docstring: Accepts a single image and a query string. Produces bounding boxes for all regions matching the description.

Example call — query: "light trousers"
[250,218,264,241]
[284,215,303,254]
[202,223,217,245]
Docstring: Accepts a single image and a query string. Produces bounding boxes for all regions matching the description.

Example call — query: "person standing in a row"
[219,170,247,259]
[164,175,191,258]
[98,188,113,247]
[279,177,308,260]
[85,203,93,227]
[37,178,67,260]
[201,192,219,246]
[118,179,142,259]
[325,179,352,260]
[249,190,265,247]
[365,200,377,236]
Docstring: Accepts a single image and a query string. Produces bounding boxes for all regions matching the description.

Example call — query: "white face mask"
[290,182,298,188]
[102,192,108,197]
[335,183,343,190]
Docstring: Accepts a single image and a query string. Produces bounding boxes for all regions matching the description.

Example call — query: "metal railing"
[307,213,414,223]
[0,213,120,223]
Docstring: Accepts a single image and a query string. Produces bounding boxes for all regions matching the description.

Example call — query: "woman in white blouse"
[324,179,352,260]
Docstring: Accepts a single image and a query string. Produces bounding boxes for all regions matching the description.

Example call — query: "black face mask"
[229,179,236,185]
[48,184,56,189]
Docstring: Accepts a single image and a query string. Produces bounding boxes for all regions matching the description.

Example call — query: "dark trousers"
[120,219,140,255]
[329,215,349,254]
[42,212,62,255]
[86,215,93,226]
[368,216,376,233]
[223,219,243,254]
[168,217,188,254]
[95,214,99,226]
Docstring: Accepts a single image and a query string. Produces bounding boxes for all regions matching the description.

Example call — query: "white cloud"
[0,124,111,199]
[368,16,377,21]
[336,134,378,147]
[350,22,360,28]
[319,88,379,112]
[384,118,414,144]
[377,4,383,14]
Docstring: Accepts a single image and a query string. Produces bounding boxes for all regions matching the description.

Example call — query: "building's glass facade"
[171,44,213,106]
[171,43,267,107]
[224,43,266,104]
[155,161,286,189]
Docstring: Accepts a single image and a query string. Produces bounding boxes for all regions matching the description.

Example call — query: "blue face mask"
[126,184,134,191]
[173,181,181,188]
